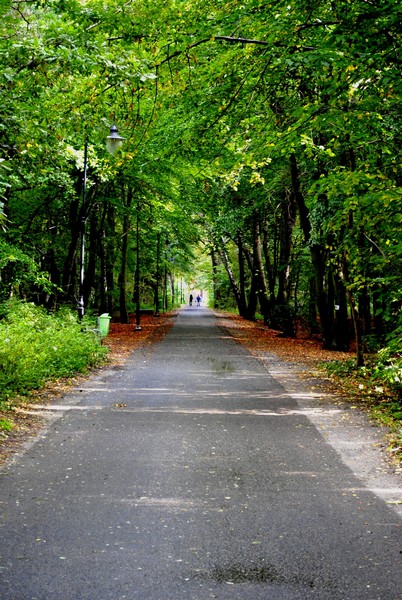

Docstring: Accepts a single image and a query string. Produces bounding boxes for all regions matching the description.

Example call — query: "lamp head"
[106,124,125,154]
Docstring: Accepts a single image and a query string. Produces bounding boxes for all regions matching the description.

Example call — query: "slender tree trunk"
[210,247,221,309]
[247,277,258,321]
[154,232,161,315]
[164,264,168,311]
[163,241,168,311]
[311,245,335,348]
[343,255,364,366]
[262,219,276,305]
[44,224,61,310]
[119,187,132,324]
[236,233,248,316]
[62,195,80,304]
[241,244,257,321]
[276,195,295,305]
[63,171,99,307]
[84,209,98,310]
[275,195,296,336]
[219,239,247,317]
[307,277,319,333]
[290,153,334,347]
[359,287,372,338]
[333,272,350,350]
[105,202,116,315]
[251,210,271,325]
[170,272,175,306]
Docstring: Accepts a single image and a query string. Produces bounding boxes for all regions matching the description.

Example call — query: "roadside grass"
[0,300,108,432]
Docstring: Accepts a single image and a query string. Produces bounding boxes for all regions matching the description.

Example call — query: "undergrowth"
[0,300,108,429]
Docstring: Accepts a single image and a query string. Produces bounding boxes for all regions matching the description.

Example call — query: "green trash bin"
[98,313,111,338]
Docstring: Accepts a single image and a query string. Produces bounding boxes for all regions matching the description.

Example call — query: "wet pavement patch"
[207,563,316,588]
[209,357,236,375]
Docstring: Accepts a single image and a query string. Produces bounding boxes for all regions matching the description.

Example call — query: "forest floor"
[0,309,401,470]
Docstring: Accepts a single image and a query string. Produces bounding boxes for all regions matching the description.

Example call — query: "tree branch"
[156,36,315,68]
[214,35,270,46]
[296,21,341,31]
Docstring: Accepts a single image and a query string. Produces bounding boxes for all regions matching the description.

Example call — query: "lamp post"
[77,140,88,321]
[77,125,124,320]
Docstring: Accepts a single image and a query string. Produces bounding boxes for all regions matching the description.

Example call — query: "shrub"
[0,418,13,432]
[0,300,108,404]
[371,348,402,397]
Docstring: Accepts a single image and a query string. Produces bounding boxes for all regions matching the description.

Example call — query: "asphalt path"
[0,308,401,599]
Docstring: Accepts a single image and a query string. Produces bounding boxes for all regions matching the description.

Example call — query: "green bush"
[0,300,108,404]
[372,348,402,397]
[0,418,13,431]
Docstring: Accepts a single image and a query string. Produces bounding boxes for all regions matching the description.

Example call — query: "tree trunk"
[333,272,350,351]
[342,255,364,366]
[307,277,319,333]
[170,272,175,306]
[236,233,248,316]
[84,209,98,310]
[290,153,334,347]
[163,241,168,311]
[251,210,271,325]
[275,194,296,336]
[359,286,372,340]
[119,187,132,324]
[241,244,258,322]
[62,195,80,304]
[104,201,116,315]
[210,247,221,309]
[219,239,247,317]
[154,232,161,315]
[261,218,276,306]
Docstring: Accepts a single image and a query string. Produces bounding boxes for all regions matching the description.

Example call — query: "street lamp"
[78,125,124,320]
[106,124,125,155]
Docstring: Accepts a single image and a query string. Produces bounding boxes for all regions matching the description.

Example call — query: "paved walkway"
[0,308,401,599]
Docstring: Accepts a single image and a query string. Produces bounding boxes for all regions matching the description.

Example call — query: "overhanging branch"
[156,35,315,68]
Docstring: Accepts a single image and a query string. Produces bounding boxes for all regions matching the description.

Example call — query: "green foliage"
[0,300,108,404]
[0,417,13,432]
[0,240,57,300]
[372,351,402,397]
[323,352,402,399]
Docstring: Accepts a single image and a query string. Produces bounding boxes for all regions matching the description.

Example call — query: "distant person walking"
[196,295,201,307]
[189,294,193,306]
